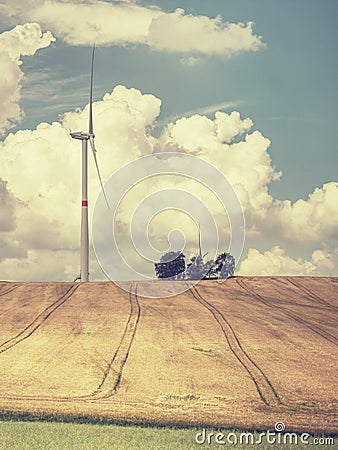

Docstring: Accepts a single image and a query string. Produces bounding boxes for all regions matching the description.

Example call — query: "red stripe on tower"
[82,200,88,207]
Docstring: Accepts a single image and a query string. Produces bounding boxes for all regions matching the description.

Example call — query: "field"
[0,421,335,450]
[0,277,337,436]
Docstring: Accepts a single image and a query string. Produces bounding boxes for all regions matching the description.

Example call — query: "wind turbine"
[70,45,109,282]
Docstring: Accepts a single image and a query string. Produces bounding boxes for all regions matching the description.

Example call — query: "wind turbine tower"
[70,46,109,282]
[198,222,202,260]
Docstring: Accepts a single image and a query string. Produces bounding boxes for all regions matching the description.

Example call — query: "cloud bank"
[147,9,264,56]
[0,1,264,56]
[0,81,337,280]
[0,23,55,134]
[239,247,338,277]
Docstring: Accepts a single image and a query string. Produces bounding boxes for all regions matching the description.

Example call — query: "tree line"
[154,251,235,280]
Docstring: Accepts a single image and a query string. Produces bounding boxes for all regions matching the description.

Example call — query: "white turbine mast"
[198,222,202,259]
[71,45,109,282]
[198,223,208,261]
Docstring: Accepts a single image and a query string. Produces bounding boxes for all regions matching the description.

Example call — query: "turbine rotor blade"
[89,44,95,135]
[89,136,110,209]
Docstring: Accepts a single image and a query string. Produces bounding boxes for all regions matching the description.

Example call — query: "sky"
[0,0,337,281]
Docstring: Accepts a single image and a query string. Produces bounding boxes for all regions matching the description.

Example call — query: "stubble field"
[0,277,337,435]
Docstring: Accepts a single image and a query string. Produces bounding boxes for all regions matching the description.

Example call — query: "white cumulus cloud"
[0,84,337,280]
[179,56,201,66]
[0,179,18,233]
[215,111,253,143]
[0,85,161,280]
[271,182,338,243]
[0,23,55,134]
[147,8,265,56]
[0,1,265,57]
[238,246,338,276]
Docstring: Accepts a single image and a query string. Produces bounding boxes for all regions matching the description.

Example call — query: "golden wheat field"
[0,277,337,434]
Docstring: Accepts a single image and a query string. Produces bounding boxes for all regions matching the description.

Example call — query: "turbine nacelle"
[70,131,95,141]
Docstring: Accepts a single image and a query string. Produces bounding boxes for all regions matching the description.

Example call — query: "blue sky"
[14,0,338,202]
[0,0,337,280]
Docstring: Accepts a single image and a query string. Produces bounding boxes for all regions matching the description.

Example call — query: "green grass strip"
[0,420,336,450]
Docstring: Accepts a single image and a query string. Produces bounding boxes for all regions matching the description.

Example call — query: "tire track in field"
[0,283,140,403]
[89,282,141,399]
[266,278,333,310]
[286,277,338,311]
[187,283,282,407]
[0,284,20,297]
[0,284,79,355]
[237,279,337,346]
